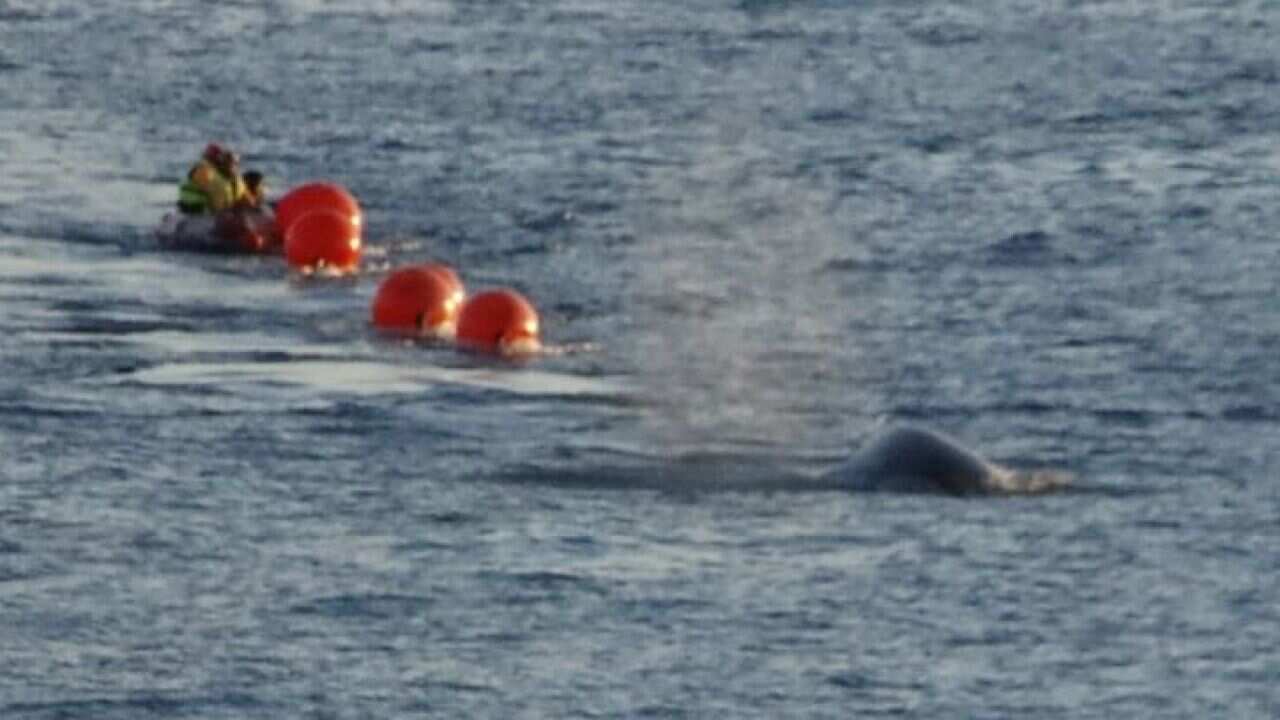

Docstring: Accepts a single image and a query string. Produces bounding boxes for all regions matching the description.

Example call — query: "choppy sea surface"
[2,1,1279,717]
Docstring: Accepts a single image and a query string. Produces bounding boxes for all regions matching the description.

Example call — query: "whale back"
[825,426,1070,495]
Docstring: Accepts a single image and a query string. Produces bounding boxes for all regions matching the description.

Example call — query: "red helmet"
[203,143,224,162]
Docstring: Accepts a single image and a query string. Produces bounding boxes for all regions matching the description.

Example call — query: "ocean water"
[2,1,1279,717]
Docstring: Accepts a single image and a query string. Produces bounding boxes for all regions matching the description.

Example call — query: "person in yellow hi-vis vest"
[177,144,248,215]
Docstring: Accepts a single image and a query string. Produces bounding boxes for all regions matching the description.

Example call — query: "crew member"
[177,144,248,214]
[239,170,267,209]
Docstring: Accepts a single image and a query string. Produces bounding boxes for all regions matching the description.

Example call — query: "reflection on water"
[114,358,633,399]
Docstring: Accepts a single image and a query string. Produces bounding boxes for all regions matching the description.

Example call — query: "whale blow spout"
[824,426,1071,496]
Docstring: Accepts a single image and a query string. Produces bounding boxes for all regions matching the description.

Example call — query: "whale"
[821,426,1070,495]
[496,425,1070,495]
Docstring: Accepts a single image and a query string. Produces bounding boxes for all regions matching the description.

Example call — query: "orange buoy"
[274,181,362,238]
[370,263,466,337]
[456,288,542,355]
[284,209,362,272]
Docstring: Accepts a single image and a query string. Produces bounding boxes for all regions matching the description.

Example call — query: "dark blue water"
[3,1,1279,717]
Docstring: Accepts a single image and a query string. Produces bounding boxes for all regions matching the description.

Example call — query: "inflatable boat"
[154,208,281,254]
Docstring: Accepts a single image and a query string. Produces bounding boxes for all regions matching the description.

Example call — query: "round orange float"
[370,263,465,337]
[456,288,542,355]
[274,181,362,238]
[284,209,362,272]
